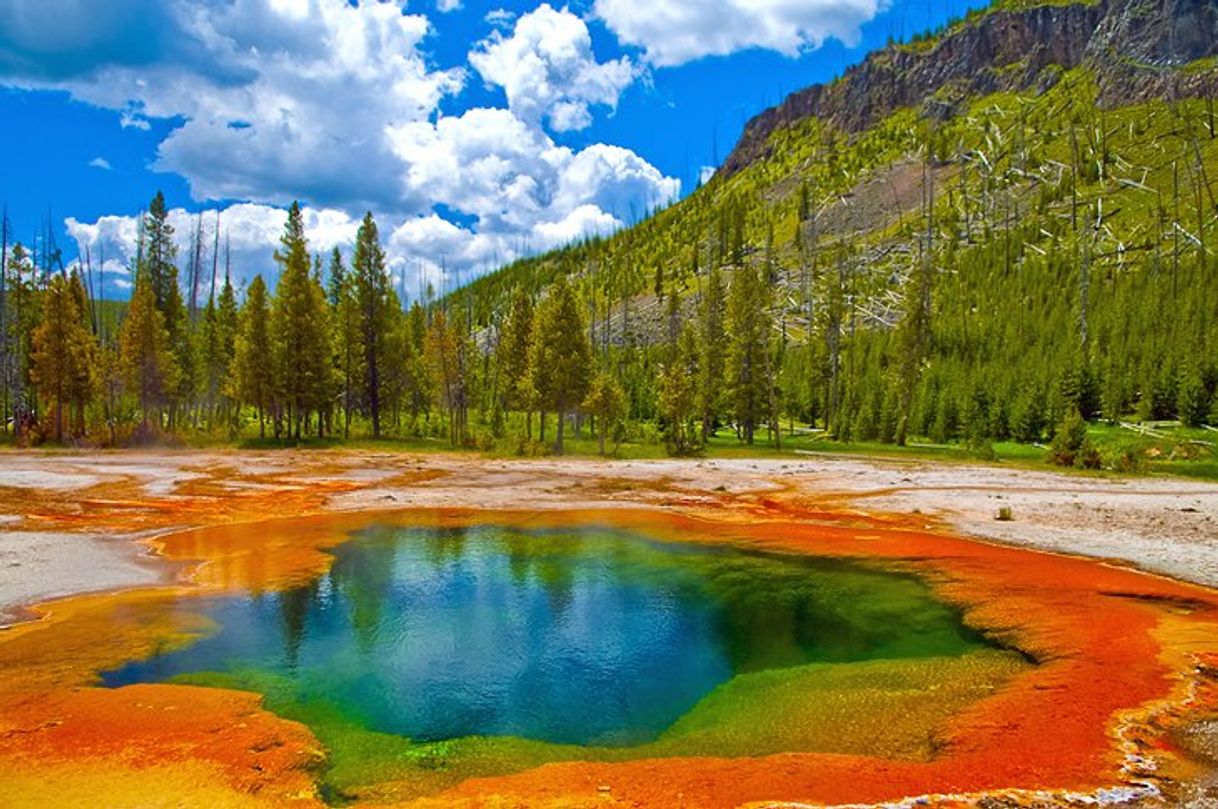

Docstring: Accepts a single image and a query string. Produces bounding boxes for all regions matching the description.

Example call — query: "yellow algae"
[3,759,322,809]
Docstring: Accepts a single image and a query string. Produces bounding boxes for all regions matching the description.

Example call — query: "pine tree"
[352,213,392,437]
[406,302,431,429]
[529,276,592,454]
[659,322,701,455]
[30,273,95,441]
[93,343,126,446]
[199,296,224,419]
[1178,364,1209,427]
[379,305,415,433]
[140,191,192,424]
[328,248,361,438]
[583,371,626,455]
[271,202,331,439]
[497,287,536,436]
[215,274,238,425]
[327,246,347,309]
[698,265,726,440]
[726,264,773,445]
[232,275,273,437]
[119,273,179,432]
[426,307,467,446]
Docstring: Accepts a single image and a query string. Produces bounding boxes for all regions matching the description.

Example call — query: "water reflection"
[104,524,987,747]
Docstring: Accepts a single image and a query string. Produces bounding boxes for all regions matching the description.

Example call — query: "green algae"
[177,648,1029,802]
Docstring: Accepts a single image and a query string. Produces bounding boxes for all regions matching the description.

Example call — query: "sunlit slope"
[454,1,1218,438]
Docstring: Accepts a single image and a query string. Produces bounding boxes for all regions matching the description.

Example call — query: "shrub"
[1106,448,1146,475]
[1048,406,1100,469]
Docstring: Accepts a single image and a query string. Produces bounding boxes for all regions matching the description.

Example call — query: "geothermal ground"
[2,449,1218,807]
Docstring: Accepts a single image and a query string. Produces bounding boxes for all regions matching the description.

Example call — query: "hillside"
[453,0,1218,454]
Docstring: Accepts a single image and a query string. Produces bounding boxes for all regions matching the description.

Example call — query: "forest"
[1,69,1216,471]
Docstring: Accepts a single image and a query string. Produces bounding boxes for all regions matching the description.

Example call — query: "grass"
[5,412,1216,481]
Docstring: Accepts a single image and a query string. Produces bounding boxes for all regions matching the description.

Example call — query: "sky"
[0,0,985,302]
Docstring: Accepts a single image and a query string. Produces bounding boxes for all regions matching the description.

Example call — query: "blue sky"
[0,0,983,300]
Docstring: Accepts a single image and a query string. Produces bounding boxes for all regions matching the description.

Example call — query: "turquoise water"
[103,523,989,747]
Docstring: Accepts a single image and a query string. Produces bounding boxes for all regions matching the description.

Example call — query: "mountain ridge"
[720,0,1218,178]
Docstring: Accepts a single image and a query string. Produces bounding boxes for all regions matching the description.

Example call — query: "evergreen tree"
[379,306,416,433]
[1049,406,1101,469]
[583,371,626,455]
[199,296,224,419]
[352,213,392,437]
[216,274,238,423]
[1178,364,1210,427]
[328,248,360,438]
[426,307,468,445]
[271,202,331,439]
[529,276,592,454]
[119,274,179,431]
[496,288,535,434]
[30,273,95,441]
[698,265,726,441]
[726,264,773,444]
[659,322,701,455]
[406,301,432,429]
[327,246,347,309]
[233,275,274,437]
[140,191,192,422]
[93,343,126,446]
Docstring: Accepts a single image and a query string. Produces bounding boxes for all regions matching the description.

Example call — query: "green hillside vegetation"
[447,63,1218,468]
[2,6,1216,478]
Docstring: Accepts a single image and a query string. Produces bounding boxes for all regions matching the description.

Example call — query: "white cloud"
[436,0,462,12]
[699,165,717,185]
[119,105,151,130]
[594,0,885,67]
[5,0,680,293]
[532,204,619,246]
[388,107,678,235]
[470,3,636,132]
[485,9,516,29]
[88,156,112,171]
[0,0,464,211]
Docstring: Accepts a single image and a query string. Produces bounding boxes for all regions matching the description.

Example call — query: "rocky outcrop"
[720,0,1218,179]
[1088,0,1218,66]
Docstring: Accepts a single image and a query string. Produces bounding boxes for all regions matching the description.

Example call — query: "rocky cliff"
[720,0,1218,178]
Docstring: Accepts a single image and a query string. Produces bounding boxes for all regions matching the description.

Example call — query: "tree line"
[0,191,783,455]
[3,70,1217,463]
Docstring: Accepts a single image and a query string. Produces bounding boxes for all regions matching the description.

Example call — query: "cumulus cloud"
[389,108,678,236]
[470,3,636,132]
[0,0,464,210]
[62,190,656,304]
[594,0,884,67]
[3,0,678,294]
[88,157,112,171]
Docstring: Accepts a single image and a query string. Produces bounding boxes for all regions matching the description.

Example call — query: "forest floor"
[3,449,1218,808]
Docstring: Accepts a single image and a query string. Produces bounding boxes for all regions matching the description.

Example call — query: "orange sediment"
[2,495,1218,807]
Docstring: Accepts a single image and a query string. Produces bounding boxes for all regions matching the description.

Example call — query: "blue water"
[102,523,986,747]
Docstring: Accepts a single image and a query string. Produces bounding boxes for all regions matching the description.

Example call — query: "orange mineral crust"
[3,504,1218,809]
